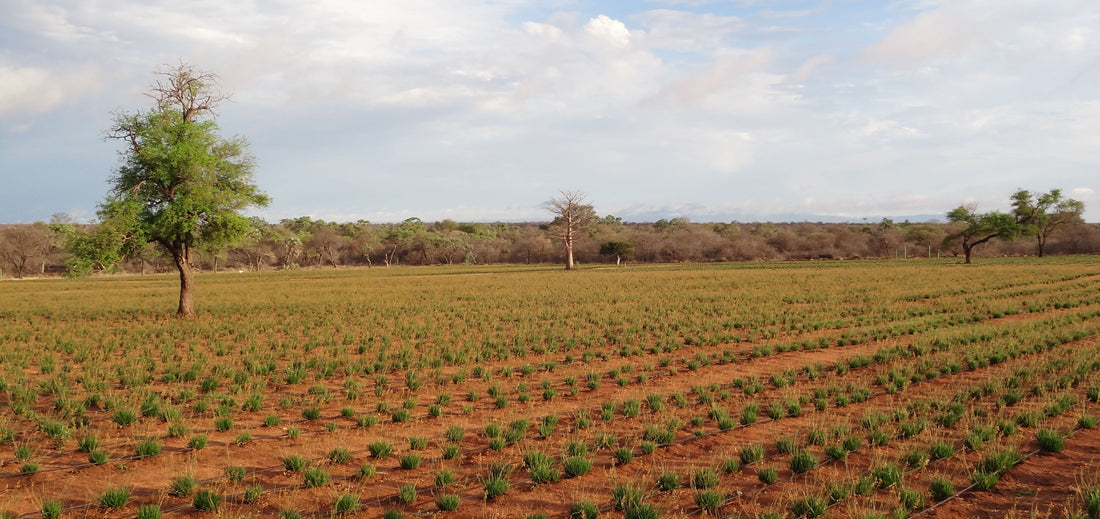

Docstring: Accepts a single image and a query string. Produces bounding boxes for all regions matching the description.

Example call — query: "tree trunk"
[962,243,973,264]
[1036,235,1046,258]
[171,244,196,317]
[564,240,575,270]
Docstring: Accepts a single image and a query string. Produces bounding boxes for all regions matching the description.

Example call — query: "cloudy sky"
[2,0,1098,223]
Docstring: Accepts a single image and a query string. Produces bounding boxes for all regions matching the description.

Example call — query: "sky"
[2,0,1099,224]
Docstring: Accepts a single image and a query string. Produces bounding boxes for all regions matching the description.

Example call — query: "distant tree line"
[2,209,1097,278]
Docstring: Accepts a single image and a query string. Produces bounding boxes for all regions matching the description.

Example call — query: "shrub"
[89,450,109,465]
[899,487,925,510]
[409,436,429,450]
[224,465,246,483]
[302,406,321,420]
[563,456,592,478]
[243,485,263,503]
[1037,429,1065,453]
[484,476,508,499]
[136,504,162,519]
[435,469,455,487]
[135,439,162,458]
[436,494,461,512]
[741,444,765,464]
[356,463,377,479]
[283,455,307,471]
[775,437,796,454]
[1080,415,1098,429]
[112,408,137,426]
[333,494,360,513]
[789,450,818,474]
[657,471,680,491]
[758,466,778,484]
[214,416,233,432]
[77,435,99,453]
[930,478,955,501]
[791,495,826,518]
[614,447,635,465]
[872,464,902,489]
[446,426,464,442]
[329,447,352,464]
[192,490,222,511]
[695,490,723,514]
[692,467,719,489]
[399,453,421,469]
[41,501,62,519]
[569,501,599,519]
[612,483,644,511]
[303,467,330,487]
[98,487,130,509]
[1083,486,1100,518]
[369,441,393,458]
[171,474,197,497]
[624,503,659,519]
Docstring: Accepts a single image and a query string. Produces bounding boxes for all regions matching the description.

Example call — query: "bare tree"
[545,190,596,270]
[0,224,52,278]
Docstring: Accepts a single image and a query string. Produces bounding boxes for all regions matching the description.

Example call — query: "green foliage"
[436,494,461,512]
[1037,429,1064,452]
[41,501,63,519]
[657,471,681,491]
[757,466,778,484]
[282,455,307,472]
[192,489,222,511]
[692,467,719,489]
[74,64,269,315]
[136,505,162,519]
[563,456,592,478]
[791,495,827,518]
[930,478,955,501]
[171,474,197,497]
[303,467,331,487]
[694,490,723,514]
[333,494,360,513]
[569,501,600,519]
[98,487,130,509]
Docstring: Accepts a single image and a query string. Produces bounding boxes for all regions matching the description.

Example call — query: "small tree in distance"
[545,190,596,270]
[944,205,1020,264]
[1010,188,1085,257]
[71,63,269,316]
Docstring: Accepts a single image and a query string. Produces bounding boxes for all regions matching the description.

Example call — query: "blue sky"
[2,0,1098,223]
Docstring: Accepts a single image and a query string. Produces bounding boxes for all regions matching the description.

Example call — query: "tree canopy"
[545,190,596,270]
[72,64,269,315]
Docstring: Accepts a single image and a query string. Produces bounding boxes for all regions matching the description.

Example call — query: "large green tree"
[1010,188,1085,257]
[545,190,596,270]
[944,205,1021,264]
[75,64,269,316]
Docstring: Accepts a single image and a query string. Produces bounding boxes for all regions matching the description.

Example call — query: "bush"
[98,487,130,509]
[899,487,925,510]
[192,490,222,511]
[303,467,330,487]
[171,474,197,497]
[333,494,360,513]
[484,476,508,500]
[695,490,723,514]
[614,446,634,464]
[398,483,417,504]
[136,504,162,519]
[436,494,461,512]
[757,466,778,484]
[569,501,599,519]
[930,478,955,501]
[656,471,680,491]
[789,450,818,474]
[1037,429,1065,453]
[563,456,592,478]
[282,455,307,472]
[1083,486,1100,518]
[791,495,826,518]
[356,463,377,479]
[872,464,902,489]
[692,467,719,489]
[740,443,764,464]
[224,465,246,483]
[188,434,207,450]
[41,501,62,519]
[612,483,644,511]
[369,441,393,458]
[324,446,350,464]
[400,453,421,469]
[135,439,162,458]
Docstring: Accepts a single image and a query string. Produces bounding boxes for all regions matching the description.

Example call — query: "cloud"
[0,64,99,118]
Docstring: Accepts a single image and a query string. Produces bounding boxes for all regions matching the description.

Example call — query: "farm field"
[2,258,1100,518]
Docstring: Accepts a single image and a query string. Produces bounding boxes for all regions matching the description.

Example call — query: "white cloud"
[0,64,99,118]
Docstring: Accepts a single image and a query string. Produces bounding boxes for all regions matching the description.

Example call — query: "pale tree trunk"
[171,244,196,317]
[564,240,575,270]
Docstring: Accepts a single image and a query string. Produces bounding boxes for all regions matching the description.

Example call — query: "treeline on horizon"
[2,214,1100,278]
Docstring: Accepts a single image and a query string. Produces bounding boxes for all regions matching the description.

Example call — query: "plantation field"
[2,258,1100,518]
